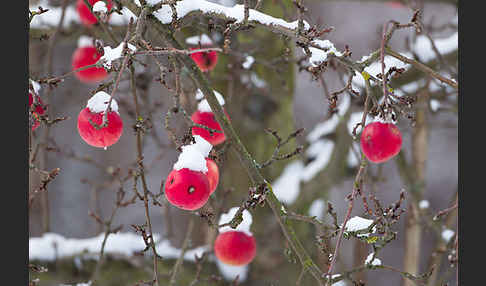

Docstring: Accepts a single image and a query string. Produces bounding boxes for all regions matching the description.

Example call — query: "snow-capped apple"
[163,135,213,210]
[190,47,218,72]
[77,91,123,148]
[29,92,46,131]
[191,110,228,146]
[206,158,219,194]
[164,168,211,211]
[72,45,108,83]
[76,0,113,26]
[214,231,257,266]
[360,121,402,163]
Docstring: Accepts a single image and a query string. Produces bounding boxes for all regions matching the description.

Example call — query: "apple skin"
[190,47,218,72]
[164,168,211,211]
[191,110,228,146]
[77,107,123,148]
[76,0,113,26]
[360,121,402,163]
[29,93,46,131]
[206,158,219,194]
[214,231,257,266]
[72,46,108,83]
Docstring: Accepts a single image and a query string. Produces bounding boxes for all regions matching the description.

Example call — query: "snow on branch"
[135,0,310,31]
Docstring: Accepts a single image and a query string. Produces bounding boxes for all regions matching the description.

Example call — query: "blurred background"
[29,0,458,285]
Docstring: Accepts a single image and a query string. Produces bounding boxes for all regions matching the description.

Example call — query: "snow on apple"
[77,91,123,148]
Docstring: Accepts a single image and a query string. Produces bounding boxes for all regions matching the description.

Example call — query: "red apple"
[77,107,123,148]
[206,158,219,194]
[76,0,113,26]
[164,168,211,211]
[29,93,46,131]
[214,231,256,266]
[360,121,402,163]
[190,47,218,72]
[191,110,228,146]
[72,46,108,83]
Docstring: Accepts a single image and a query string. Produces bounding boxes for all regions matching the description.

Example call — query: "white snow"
[155,240,208,261]
[216,259,248,281]
[29,232,208,262]
[196,89,225,112]
[29,232,157,261]
[343,216,375,237]
[185,34,214,46]
[419,200,430,209]
[59,283,92,286]
[441,229,455,242]
[412,32,458,63]
[430,99,441,112]
[99,42,137,69]
[301,139,334,182]
[29,0,136,28]
[307,39,343,67]
[353,54,411,88]
[173,135,213,172]
[306,116,340,142]
[272,161,305,204]
[241,73,267,88]
[92,1,107,13]
[77,36,94,48]
[86,91,119,114]
[242,56,255,69]
[331,274,346,286]
[347,111,372,135]
[30,79,41,94]
[136,0,310,31]
[308,199,325,220]
[365,253,382,266]
[218,207,253,236]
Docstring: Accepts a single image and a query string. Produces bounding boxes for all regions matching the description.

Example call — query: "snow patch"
[309,199,325,220]
[272,161,305,204]
[242,56,255,69]
[307,40,343,67]
[301,139,334,182]
[29,0,136,28]
[365,253,382,266]
[99,42,137,69]
[412,32,458,63]
[216,259,248,281]
[137,0,310,30]
[30,79,41,94]
[92,1,107,13]
[186,34,213,45]
[77,36,94,48]
[441,229,455,242]
[419,200,430,209]
[218,207,253,236]
[196,89,225,112]
[347,112,372,135]
[430,99,441,112]
[343,216,375,237]
[29,232,208,262]
[173,135,213,173]
[86,91,119,114]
